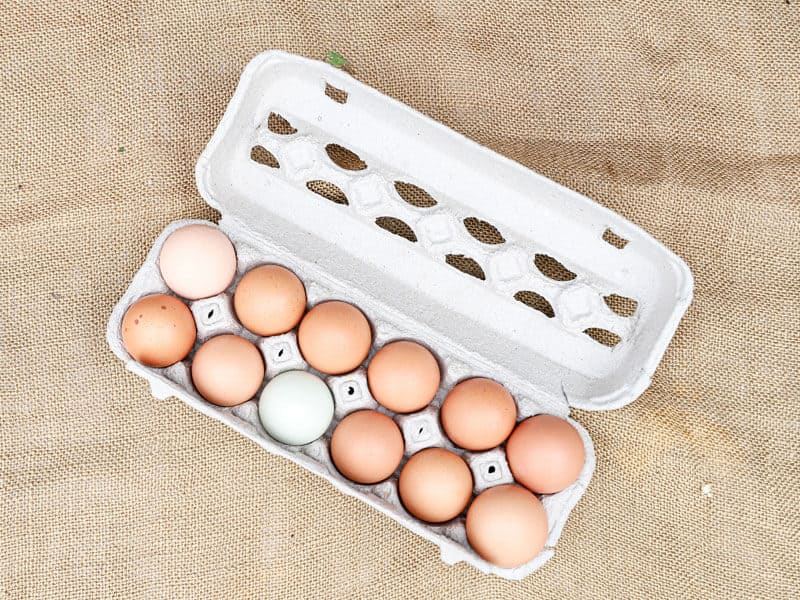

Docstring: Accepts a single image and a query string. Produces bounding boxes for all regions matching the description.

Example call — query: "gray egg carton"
[107,51,692,579]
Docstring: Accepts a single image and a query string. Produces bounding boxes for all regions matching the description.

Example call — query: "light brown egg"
[367,341,440,413]
[440,378,517,450]
[158,224,237,300]
[234,265,307,336]
[191,334,265,407]
[466,484,548,568]
[398,448,473,523]
[297,301,372,375]
[330,410,404,484]
[121,294,196,368]
[505,415,586,494]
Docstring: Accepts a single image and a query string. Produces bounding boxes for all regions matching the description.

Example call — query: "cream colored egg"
[159,224,237,300]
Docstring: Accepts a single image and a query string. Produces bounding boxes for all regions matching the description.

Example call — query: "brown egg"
[398,448,473,523]
[506,415,586,494]
[158,224,237,300]
[367,341,440,413]
[191,334,265,407]
[121,294,196,367]
[330,410,404,484]
[297,301,372,375]
[234,265,307,336]
[440,378,517,450]
[466,484,548,568]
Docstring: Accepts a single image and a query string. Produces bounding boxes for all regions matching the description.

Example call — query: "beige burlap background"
[2,1,799,598]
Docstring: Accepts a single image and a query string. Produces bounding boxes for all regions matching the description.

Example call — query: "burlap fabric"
[2,2,798,598]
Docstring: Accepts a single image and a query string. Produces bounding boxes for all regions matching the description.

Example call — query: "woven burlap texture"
[2,2,798,598]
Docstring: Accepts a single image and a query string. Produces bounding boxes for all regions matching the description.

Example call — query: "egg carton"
[106,51,693,579]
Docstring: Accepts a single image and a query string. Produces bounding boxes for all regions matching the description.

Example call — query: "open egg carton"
[107,51,693,579]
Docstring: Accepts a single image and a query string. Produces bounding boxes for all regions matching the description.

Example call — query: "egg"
[297,301,372,375]
[191,334,265,407]
[505,415,586,494]
[158,224,237,300]
[398,448,473,523]
[121,294,196,367]
[466,484,548,568]
[258,370,334,445]
[367,341,440,413]
[234,265,306,336]
[330,410,404,484]
[440,378,517,450]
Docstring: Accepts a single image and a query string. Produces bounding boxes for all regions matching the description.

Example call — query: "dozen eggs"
[120,224,587,569]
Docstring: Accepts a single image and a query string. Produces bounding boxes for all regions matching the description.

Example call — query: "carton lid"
[196,51,693,411]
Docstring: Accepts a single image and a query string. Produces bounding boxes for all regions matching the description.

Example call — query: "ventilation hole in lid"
[418,427,424,435]
[250,146,280,168]
[375,216,417,242]
[463,217,505,245]
[267,112,297,135]
[603,228,629,249]
[534,254,576,282]
[325,82,348,103]
[325,143,367,171]
[514,290,555,318]
[207,309,215,319]
[347,386,355,396]
[277,348,284,357]
[394,181,437,208]
[487,465,496,474]
[445,254,486,280]
[306,180,348,205]
[584,327,622,347]
[604,294,638,317]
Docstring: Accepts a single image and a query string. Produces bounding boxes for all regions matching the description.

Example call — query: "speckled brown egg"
[121,294,196,368]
